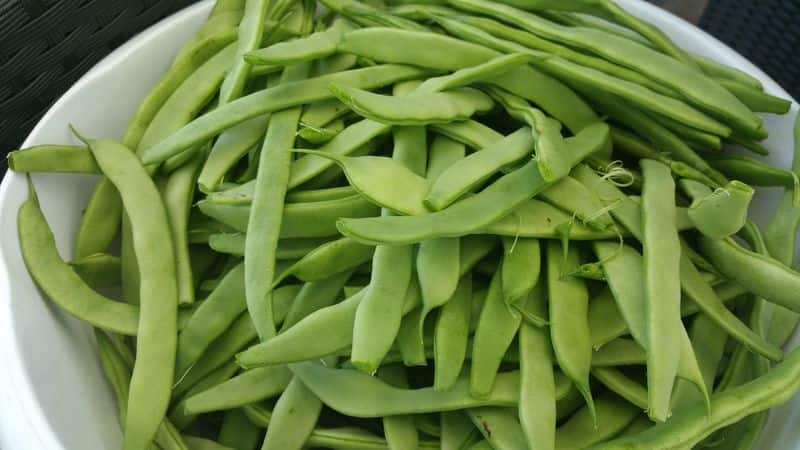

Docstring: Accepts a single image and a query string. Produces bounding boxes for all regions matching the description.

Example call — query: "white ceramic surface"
[0,1,797,449]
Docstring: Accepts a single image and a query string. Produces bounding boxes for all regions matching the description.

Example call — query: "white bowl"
[0,1,797,449]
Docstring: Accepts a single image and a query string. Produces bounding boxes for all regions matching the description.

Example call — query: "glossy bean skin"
[431,120,503,150]
[338,123,610,245]
[685,180,754,239]
[140,65,431,164]
[546,241,595,421]
[81,137,179,450]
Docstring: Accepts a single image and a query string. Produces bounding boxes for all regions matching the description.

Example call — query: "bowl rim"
[0,0,795,448]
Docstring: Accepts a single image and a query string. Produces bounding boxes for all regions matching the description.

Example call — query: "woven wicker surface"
[0,0,199,151]
[700,0,800,99]
[0,1,797,151]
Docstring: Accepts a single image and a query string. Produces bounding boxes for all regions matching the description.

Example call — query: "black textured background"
[0,0,797,151]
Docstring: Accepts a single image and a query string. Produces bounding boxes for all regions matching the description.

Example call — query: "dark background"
[1,0,798,152]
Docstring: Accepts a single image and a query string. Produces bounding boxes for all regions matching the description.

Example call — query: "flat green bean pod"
[8,145,100,174]
[554,393,640,449]
[338,123,610,245]
[69,253,121,289]
[424,127,535,211]
[198,194,380,236]
[273,237,373,286]
[686,180,754,239]
[331,84,495,125]
[293,150,430,215]
[291,362,520,417]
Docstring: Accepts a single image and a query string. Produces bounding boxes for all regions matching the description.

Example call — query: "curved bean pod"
[274,237,374,286]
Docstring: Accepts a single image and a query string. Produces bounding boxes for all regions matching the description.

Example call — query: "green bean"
[331,84,494,126]
[686,180,754,239]
[512,283,548,327]
[703,152,800,205]
[470,269,522,398]
[546,241,595,421]
[596,346,800,449]
[208,233,332,259]
[670,314,728,413]
[582,88,727,185]
[183,365,293,415]
[209,182,357,205]
[592,367,648,410]
[298,118,345,144]
[218,410,260,450]
[183,436,235,450]
[449,0,761,138]
[68,253,121,289]
[540,175,615,230]
[351,138,418,374]
[698,236,800,314]
[95,330,187,450]
[690,53,764,91]
[442,411,480,450]
[237,279,421,368]
[262,367,329,450]
[645,110,724,150]
[292,362,520,417]
[424,127,534,211]
[481,199,619,240]
[432,16,732,139]
[176,263,249,378]
[518,281,555,450]
[334,27,599,133]
[198,115,269,193]
[246,28,344,66]
[395,307,429,367]
[170,359,240,430]
[7,145,100,173]
[281,271,352,331]
[555,393,640,450]
[763,115,800,346]
[430,120,503,150]
[78,137,178,450]
[456,14,679,97]
[417,136,466,334]
[717,78,792,114]
[591,339,646,367]
[164,150,204,306]
[293,150,430,215]
[273,237,372,286]
[499,237,540,306]
[679,250,782,362]
[338,123,610,245]
[198,194,380,235]
[466,407,527,450]
[244,62,310,340]
[378,364,420,450]
[640,159,682,422]
[291,120,392,188]
[141,64,430,164]
[434,274,473,391]
[610,127,720,187]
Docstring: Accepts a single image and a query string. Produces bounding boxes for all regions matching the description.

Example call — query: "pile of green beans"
[10,0,800,448]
